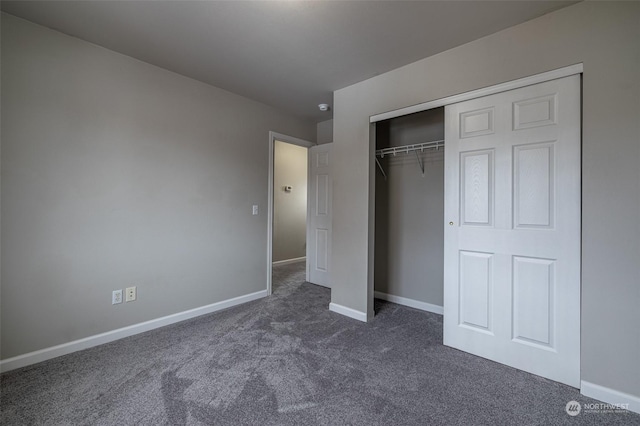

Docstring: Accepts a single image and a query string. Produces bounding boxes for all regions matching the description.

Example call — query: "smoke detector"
[318,103,330,112]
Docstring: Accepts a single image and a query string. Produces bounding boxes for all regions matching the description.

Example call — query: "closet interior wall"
[374,107,445,309]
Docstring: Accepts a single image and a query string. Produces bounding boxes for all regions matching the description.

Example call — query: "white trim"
[0,290,268,373]
[370,63,583,123]
[267,131,314,295]
[374,291,444,315]
[329,302,368,322]
[270,131,315,149]
[581,381,640,415]
[306,148,311,284]
[272,256,306,266]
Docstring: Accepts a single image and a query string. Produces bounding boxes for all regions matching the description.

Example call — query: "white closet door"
[444,75,581,387]
[307,144,332,287]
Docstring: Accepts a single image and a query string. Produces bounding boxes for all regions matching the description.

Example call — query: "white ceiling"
[1,1,577,122]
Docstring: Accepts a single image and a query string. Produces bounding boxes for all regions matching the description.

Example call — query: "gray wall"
[374,109,444,306]
[0,14,315,359]
[332,1,640,398]
[273,141,308,262]
[316,119,333,145]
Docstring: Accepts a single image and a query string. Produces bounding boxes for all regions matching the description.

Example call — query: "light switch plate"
[112,289,123,305]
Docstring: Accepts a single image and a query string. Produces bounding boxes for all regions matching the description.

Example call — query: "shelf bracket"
[375,157,387,180]
[414,150,425,176]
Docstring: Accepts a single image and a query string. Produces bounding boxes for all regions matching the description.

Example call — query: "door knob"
[449,221,454,226]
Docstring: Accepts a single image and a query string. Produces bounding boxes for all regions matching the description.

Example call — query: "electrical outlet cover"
[125,286,137,302]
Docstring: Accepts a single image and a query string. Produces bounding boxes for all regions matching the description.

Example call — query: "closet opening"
[373,107,445,315]
[370,69,582,387]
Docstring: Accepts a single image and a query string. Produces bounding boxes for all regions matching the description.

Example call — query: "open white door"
[307,143,332,287]
[444,75,581,387]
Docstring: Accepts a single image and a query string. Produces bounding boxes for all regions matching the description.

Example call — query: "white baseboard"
[329,302,368,322]
[581,380,640,415]
[0,289,268,373]
[374,291,443,315]
[272,256,306,266]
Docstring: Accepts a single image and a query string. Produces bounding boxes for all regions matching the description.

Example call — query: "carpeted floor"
[1,262,638,425]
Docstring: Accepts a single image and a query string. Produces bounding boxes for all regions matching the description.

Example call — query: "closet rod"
[374,139,444,179]
[375,139,444,159]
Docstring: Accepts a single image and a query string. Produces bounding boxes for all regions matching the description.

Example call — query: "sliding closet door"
[443,75,581,387]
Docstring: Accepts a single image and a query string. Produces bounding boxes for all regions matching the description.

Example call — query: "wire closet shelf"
[374,139,444,179]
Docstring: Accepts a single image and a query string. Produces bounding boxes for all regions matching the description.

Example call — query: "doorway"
[272,140,309,292]
[267,132,314,295]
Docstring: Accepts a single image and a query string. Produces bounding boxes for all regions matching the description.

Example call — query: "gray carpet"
[1,262,638,425]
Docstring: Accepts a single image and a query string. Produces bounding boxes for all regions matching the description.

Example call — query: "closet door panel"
[460,150,494,227]
[444,75,581,388]
[513,142,555,229]
[460,107,495,138]
[458,250,493,332]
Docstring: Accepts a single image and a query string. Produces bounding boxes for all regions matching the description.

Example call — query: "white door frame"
[267,131,314,295]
